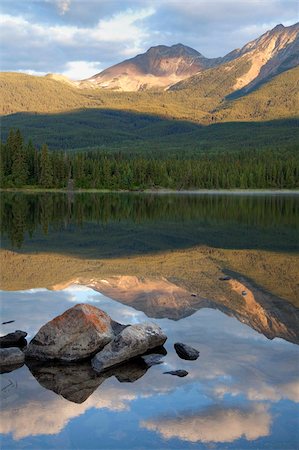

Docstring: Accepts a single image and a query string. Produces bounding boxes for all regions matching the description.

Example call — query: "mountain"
[83,43,219,91]
[171,23,299,96]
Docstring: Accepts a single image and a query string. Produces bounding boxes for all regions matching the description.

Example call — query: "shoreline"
[1,188,299,195]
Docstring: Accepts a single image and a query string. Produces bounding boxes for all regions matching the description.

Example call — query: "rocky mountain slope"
[83,43,220,91]
[171,23,299,96]
[83,23,298,93]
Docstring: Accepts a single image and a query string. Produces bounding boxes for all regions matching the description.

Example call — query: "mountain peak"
[86,43,214,91]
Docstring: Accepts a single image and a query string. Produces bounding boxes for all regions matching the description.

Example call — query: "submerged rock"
[92,322,167,373]
[163,370,188,377]
[25,304,125,361]
[0,330,27,348]
[174,342,199,360]
[141,353,165,367]
[0,347,25,368]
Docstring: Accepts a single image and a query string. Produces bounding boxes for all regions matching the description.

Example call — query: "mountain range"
[0,22,298,151]
[81,22,299,93]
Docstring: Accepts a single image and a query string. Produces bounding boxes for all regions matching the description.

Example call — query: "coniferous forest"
[1,129,298,190]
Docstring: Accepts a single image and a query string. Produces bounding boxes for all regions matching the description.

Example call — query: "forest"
[1,129,298,190]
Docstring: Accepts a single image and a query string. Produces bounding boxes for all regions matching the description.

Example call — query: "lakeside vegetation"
[1,129,298,190]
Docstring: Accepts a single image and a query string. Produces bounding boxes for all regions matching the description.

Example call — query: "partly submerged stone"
[0,330,27,348]
[25,304,124,361]
[174,342,199,360]
[163,370,188,377]
[92,322,167,373]
[0,347,25,369]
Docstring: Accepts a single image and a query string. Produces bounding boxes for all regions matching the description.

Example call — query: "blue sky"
[0,0,298,79]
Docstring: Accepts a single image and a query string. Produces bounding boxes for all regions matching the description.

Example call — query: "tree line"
[1,129,298,189]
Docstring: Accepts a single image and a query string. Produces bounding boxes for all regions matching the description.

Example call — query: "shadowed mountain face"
[84,43,219,91]
[56,276,299,345]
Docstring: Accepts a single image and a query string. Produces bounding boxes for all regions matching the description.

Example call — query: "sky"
[0,0,298,79]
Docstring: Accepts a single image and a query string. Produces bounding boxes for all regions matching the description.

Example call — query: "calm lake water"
[1,192,299,449]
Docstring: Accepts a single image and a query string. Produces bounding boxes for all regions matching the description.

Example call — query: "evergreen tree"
[39,144,53,187]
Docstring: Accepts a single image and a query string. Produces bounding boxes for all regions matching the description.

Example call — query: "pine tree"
[39,144,53,187]
[11,129,28,186]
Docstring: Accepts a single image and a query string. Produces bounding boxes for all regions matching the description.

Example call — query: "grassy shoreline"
[1,188,299,194]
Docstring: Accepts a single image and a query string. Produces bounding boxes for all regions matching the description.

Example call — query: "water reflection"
[141,404,272,443]
[0,287,299,448]
[26,358,150,404]
[83,276,299,344]
[1,192,298,256]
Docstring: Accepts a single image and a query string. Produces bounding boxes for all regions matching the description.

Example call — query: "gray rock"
[0,347,25,367]
[174,342,199,360]
[141,353,165,367]
[25,304,124,361]
[164,370,188,377]
[0,330,27,348]
[92,322,167,373]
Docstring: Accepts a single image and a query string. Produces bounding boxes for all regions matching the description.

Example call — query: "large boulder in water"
[92,322,167,373]
[25,304,124,361]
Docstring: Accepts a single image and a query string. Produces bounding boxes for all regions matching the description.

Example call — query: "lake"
[1,192,299,449]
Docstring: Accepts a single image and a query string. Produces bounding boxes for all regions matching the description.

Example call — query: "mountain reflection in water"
[52,275,299,345]
[0,287,298,449]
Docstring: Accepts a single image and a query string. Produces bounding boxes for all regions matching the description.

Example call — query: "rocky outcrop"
[0,330,27,348]
[25,304,125,361]
[0,347,25,369]
[92,323,167,373]
[174,343,200,360]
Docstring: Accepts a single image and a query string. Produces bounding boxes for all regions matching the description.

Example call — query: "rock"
[141,353,164,367]
[92,322,167,373]
[113,360,149,383]
[164,370,188,377]
[0,347,25,368]
[27,360,108,403]
[27,358,149,403]
[25,304,125,361]
[219,276,231,281]
[0,362,24,374]
[0,330,27,348]
[174,342,199,360]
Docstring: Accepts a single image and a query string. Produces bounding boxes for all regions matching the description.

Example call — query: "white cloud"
[0,383,135,440]
[62,60,103,79]
[16,69,47,77]
[141,404,272,444]
[56,0,72,15]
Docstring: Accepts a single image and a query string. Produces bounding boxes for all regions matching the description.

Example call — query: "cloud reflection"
[141,404,272,443]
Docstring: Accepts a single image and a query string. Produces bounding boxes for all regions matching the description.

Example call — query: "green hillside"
[1,66,298,126]
[215,66,299,121]
[1,109,298,156]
